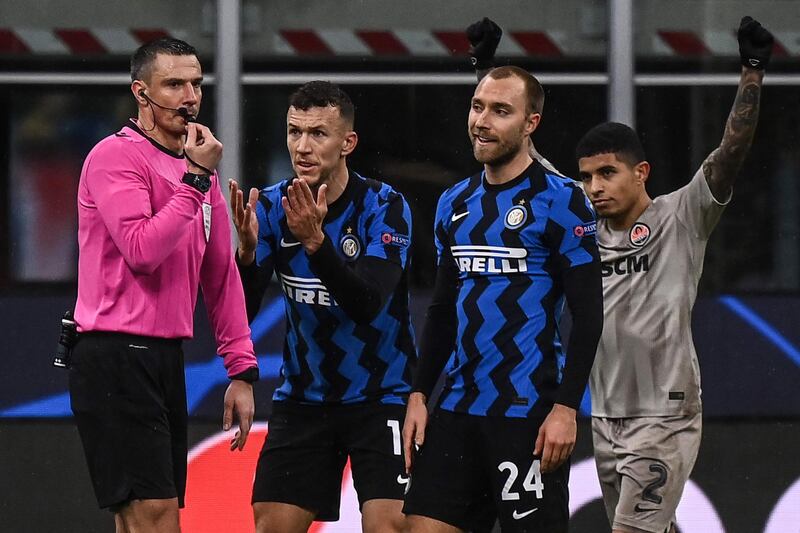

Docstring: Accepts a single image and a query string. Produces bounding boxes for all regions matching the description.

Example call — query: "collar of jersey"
[481,161,538,192]
[323,169,361,221]
[123,120,185,160]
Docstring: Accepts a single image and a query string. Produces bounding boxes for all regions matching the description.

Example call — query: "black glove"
[466,17,502,70]
[738,16,774,70]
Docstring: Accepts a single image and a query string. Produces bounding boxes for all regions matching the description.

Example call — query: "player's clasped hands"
[282,178,328,253]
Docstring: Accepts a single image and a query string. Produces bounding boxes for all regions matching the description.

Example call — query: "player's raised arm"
[702,16,773,201]
[230,179,260,265]
[467,17,502,82]
[230,179,275,322]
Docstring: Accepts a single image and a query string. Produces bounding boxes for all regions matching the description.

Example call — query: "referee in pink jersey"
[69,38,258,532]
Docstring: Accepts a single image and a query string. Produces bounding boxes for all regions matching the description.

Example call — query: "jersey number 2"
[643,463,668,504]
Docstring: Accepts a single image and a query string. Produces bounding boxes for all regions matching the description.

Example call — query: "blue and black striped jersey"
[434,161,599,418]
[254,172,415,405]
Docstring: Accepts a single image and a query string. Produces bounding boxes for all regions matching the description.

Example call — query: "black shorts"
[68,332,188,511]
[403,408,570,533]
[252,401,407,521]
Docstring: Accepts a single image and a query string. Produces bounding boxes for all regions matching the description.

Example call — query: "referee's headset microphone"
[138,89,196,123]
[138,89,212,174]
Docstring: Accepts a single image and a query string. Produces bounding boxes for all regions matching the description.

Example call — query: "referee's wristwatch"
[182,171,211,193]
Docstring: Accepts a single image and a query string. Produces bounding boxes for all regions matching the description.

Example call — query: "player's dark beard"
[474,135,524,167]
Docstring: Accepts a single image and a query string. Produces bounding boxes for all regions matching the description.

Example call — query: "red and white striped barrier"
[0,27,564,56]
[0,28,181,55]
[1,27,798,57]
[655,29,799,57]
[274,29,565,57]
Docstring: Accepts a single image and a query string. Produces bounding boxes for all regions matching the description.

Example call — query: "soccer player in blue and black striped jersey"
[402,66,604,532]
[230,81,414,533]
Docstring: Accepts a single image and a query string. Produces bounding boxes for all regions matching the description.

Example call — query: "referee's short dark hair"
[484,65,545,116]
[575,122,647,167]
[131,37,198,82]
[289,81,355,128]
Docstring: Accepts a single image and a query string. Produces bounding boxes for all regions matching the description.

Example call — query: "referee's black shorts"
[68,331,188,511]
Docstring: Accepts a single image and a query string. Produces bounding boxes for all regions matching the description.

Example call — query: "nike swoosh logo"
[397,474,411,495]
[280,238,301,248]
[451,211,469,222]
[512,508,538,520]
[634,504,660,512]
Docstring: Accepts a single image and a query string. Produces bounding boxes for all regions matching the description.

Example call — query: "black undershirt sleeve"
[236,251,274,324]
[307,234,403,325]
[555,260,604,409]
[411,253,460,399]
[229,366,260,383]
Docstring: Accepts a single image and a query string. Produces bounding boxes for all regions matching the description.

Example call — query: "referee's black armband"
[230,366,259,383]
[556,261,604,409]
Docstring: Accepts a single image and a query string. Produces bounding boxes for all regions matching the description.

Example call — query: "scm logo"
[601,254,650,277]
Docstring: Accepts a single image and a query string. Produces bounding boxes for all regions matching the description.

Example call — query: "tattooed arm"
[702,16,773,200]
[701,67,763,200]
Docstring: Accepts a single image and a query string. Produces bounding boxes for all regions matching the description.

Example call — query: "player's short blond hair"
[484,65,545,116]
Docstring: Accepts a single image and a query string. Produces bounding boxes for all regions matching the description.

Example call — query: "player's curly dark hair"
[575,122,646,166]
[289,81,355,128]
[130,37,197,82]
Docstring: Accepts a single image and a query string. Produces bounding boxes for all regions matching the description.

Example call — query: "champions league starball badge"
[629,222,651,247]
[504,205,528,230]
[340,234,361,259]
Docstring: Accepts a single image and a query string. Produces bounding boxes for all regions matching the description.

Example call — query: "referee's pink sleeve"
[199,174,257,377]
[85,145,205,275]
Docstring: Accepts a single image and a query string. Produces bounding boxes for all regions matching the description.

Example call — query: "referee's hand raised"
[185,122,222,174]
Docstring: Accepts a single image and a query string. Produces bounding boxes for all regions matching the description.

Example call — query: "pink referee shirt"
[75,121,257,377]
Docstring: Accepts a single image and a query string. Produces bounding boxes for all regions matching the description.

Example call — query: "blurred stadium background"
[0,1,798,531]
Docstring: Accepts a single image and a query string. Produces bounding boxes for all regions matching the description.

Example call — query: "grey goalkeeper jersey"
[590,168,728,417]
